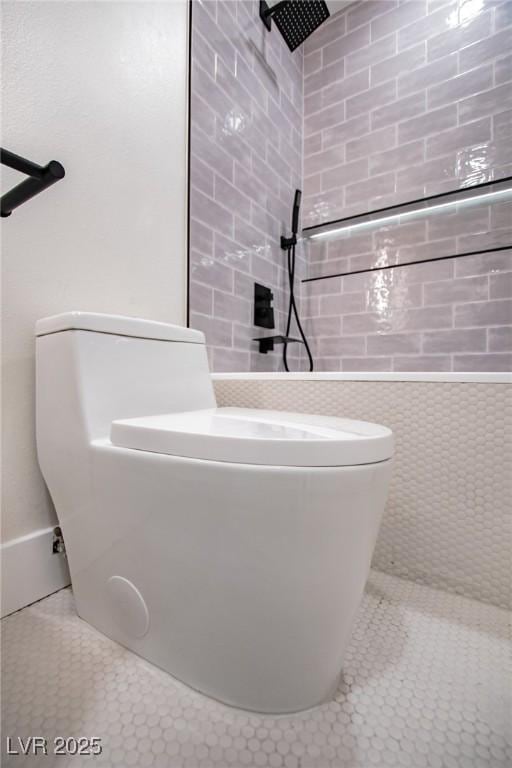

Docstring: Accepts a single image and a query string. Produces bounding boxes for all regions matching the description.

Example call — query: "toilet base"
[62,442,392,714]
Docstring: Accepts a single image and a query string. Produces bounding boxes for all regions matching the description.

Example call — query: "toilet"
[36,311,393,714]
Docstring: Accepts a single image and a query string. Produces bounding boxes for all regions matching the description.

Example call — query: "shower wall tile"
[453,352,512,371]
[191,251,233,293]
[490,271,512,299]
[190,0,511,373]
[212,347,250,372]
[346,34,397,75]
[303,0,511,215]
[189,0,304,371]
[397,53,458,97]
[392,354,452,370]
[427,63,493,109]
[323,158,368,192]
[372,91,427,130]
[422,328,487,353]
[190,281,213,316]
[395,154,455,190]
[306,4,346,49]
[315,69,371,114]
[492,199,512,229]
[495,53,512,85]
[397,2,450,49]
[345,171,395,205]
[346,79,396,120]
[459,26,512,71]
[320,292,366,315]
[342,356,393,371]
[213,289,251,325]
[371,43,426,86]
[303,0,512,372]
[370,0,427,41]
[397,103,457,142]
[369,140,424,175]
[423,275,489,304]
[427,205,489,239]
[496,0,512,27]
[325,26,370,67]
[316,335,366,356]
[456,249,512,277]
[367,332,422,355]
[190,218,213,256]
[323,113,370,148]
[304,57,345,96]
[455,299,512,327]
[459,83,512,124]
[346,125,396,162]
[425,116,492,158]
[347,1,398,33]
[401,305,454,330]
[304,49,321,77]
[427,8,492,62]
[489,325,512,351]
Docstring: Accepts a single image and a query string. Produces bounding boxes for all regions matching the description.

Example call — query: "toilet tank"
[35,312,216,557]
[36,312,216,452]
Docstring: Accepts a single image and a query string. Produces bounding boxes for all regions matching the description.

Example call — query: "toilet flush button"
[106,576,150,638]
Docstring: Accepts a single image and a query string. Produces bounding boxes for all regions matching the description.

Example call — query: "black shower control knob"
[254,283,275,329]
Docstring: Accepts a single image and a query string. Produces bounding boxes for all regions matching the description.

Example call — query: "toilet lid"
[110,408,393,467]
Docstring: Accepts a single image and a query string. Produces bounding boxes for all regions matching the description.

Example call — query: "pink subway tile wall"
[302,0,512,371]
[190,0,512,372]
[189,0,305,372]
[303,0,511,222]
[304,238,512,371]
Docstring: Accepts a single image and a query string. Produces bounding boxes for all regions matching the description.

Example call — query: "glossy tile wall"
[190,0,512,372]
[189,0,305,372]
[302,0,512,371]
[303,0,512,222]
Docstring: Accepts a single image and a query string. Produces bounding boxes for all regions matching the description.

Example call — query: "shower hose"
[283,242,314,373]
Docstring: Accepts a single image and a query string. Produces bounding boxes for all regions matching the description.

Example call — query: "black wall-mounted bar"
[302,245,512,284]
[1,148,65,217]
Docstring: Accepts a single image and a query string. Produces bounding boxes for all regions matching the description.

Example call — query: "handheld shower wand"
[281,190,314,372]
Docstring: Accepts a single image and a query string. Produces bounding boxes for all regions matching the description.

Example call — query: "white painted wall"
[1,0,189,544]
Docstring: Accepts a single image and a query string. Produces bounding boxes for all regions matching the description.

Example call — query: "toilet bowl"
[35,311,393,713]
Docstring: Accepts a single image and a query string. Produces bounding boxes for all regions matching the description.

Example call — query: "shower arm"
[260,1,289,30]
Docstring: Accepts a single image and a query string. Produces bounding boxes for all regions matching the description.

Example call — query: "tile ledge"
[212,372,512,383]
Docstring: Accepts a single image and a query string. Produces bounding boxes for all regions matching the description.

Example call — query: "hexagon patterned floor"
[2,570,510,768]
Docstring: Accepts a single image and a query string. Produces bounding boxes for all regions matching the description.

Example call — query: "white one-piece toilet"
[36,311,393,713]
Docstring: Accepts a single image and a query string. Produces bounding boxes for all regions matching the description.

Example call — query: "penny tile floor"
[2,570,510,767]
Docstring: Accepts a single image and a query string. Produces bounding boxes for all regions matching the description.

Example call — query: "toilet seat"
[111,407,393,467]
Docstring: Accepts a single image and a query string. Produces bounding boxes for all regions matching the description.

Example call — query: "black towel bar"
[1,148,65,217]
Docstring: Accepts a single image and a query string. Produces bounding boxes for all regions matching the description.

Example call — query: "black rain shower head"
[260,1,330,52]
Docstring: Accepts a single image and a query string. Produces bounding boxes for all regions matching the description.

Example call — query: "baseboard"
[1,527,71,618]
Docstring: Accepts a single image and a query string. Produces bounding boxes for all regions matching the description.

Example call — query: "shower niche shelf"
[301,176,512,285]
